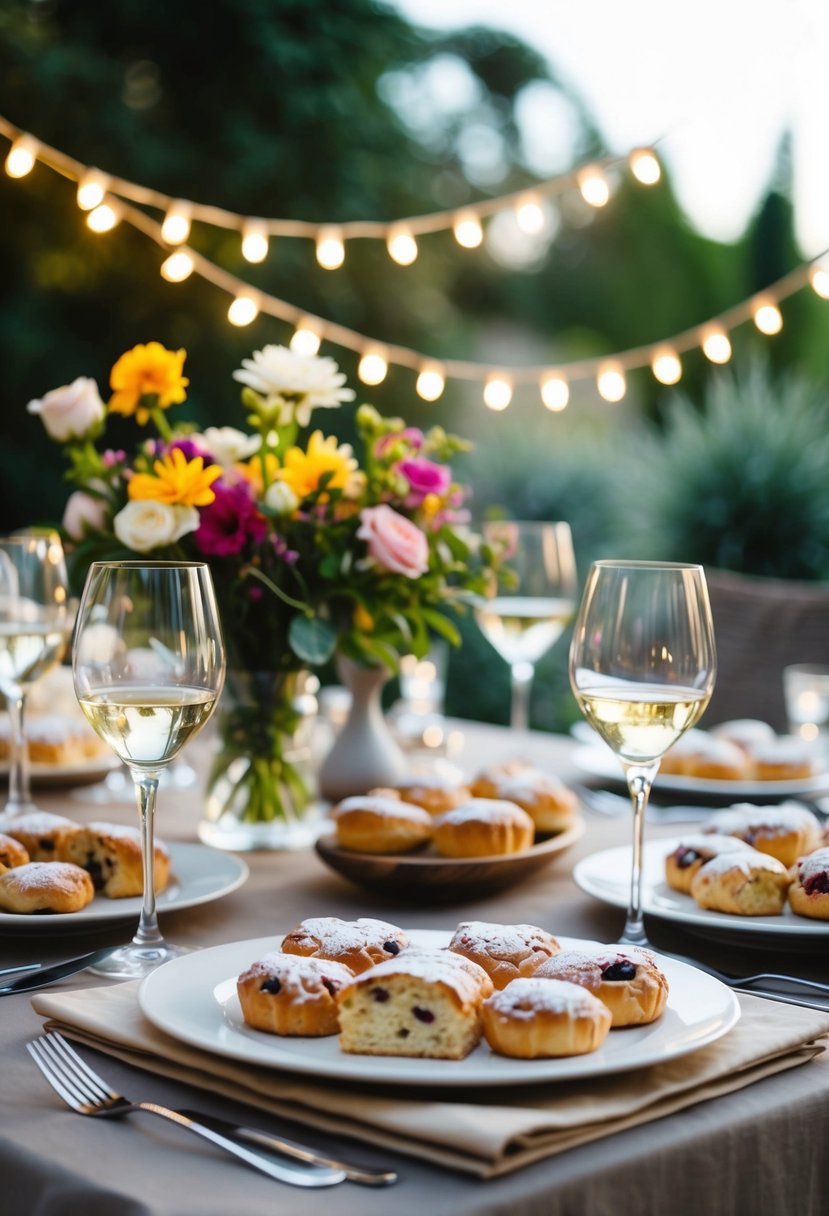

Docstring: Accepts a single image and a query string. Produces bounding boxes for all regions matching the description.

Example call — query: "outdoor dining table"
[2,718,828,1216]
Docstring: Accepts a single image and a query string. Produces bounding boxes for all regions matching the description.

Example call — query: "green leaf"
[289,615,336,665]
[420,608,462,646]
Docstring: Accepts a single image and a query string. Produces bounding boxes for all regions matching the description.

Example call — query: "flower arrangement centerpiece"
[28,341,496,846]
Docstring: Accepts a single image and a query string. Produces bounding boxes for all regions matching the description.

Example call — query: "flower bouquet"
[28,341,497,846]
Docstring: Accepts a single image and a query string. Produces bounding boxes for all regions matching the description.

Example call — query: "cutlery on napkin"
[0,948,116,995]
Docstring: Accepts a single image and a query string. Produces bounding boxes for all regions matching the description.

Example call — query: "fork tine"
[46,1032,117,1102]
[27,1038,88,1111]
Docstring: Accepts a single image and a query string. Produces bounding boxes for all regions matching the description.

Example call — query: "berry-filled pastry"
[534,943,669,1027]
[690,851,790,916]
[281,916,409,974]
[703,802,823,868]
[481,977,612,1058]
[237,953,354,1036]
[664,833,751,894]
[787,847,829,920]
[448,920,560,989]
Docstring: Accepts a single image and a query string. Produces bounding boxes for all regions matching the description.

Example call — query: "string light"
[5,134,37,178]
[753,300,783,335]
[160,201,192,245]
[316,226,345,269]
[241,219,269,264]
[86,202,119,233]
[453,210,484,249]
[701,327,732,364]
[358,347,389,385]
[651,348,682,385]
[290,318,322,356]
[484,375,513,411]
[629,148,661,185]
[76,168,109,211]
[597,363,626,402]
[809,266,829,300]
[160,250,195,282]
[227,293,259,326]
[415,364,445,401]
[540,375,570,411]
[386,225,418,266]
[578,166,610,208]
[515,193,546,235]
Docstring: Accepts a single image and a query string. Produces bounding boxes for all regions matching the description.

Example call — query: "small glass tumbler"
[783,663,829,763]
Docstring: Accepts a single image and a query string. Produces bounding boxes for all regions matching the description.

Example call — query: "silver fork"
[27,1032,345,1189]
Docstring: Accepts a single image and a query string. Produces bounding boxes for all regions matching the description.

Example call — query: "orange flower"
[109,342,189,425]
[128,447,222,507]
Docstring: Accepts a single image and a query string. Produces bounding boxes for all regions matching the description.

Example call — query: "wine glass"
[72,561,225,979]
[0,534,71,818]
[475,520,577,730]
[569,561,716,945]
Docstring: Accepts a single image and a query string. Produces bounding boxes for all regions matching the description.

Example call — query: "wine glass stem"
[509,661,534,730]
[620,762,659,946]
[130,770,164,950]
[6,689,33,816]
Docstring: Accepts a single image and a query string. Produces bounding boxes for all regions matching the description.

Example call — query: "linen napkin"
[31,982,829,1179]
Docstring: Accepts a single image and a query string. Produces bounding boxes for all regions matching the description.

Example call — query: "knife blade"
[0,947,115,995]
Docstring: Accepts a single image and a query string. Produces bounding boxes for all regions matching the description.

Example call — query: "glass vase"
[198,669,321,851]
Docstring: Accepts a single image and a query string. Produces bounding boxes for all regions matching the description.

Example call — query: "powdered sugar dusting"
[435,799,531,827]
[334,796,431,824]
[793,847,829,882]
[707,802,821,839]
[356,948,489,1002]
[284,917,408,957]
[696,850,787,878]
[485,977,602,1017]
[239,952,353,1002]
[0,860,88,894]
[450,920,558,959]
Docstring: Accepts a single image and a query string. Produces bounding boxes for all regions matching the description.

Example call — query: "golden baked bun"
[469,764,578,833]
[534,944,669,1027]
[0,811,79,863]
[664,833,751,894]
[0,831,30,870]
[482,977,612,1058]
[0,711,109,766]
[690,851,790,915]
[281,916,409,974]
[660,731,749,780]
[744,737,817,782]
[432,798,535,858]
[704,802,823,867]
[709,719,777,753]
[60,822,170,898]
[0,861,95,914]
[788,847,829,920]
[237,953,354,1036]
[373,774,472,816]
[448,921,561,989]
[332,794,432,854]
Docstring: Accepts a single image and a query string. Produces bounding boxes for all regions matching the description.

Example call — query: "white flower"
[62,491,109,541]
[113,501,199,553]
[264,480,299,515]
[195,426,261,469]
[233,345,355,428]
[27,376,105,441]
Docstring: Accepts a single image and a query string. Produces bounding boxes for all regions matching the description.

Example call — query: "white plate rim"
[572,743,829,799]
[0,842,249,934]
[137,929,740,1088]
[0,753,122,785]
[573,838,829,937]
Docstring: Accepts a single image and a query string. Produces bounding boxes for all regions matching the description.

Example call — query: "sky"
[392,0,829,256]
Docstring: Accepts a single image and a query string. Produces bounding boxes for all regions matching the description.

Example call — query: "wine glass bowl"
[476,520,577,730]
[569,560,716,944]
[72,561,225,979]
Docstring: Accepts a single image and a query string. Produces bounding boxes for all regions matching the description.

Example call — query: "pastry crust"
[704,802,823,867]
[788,847,829,920]
[332,795,432,854]
[482,977,612,1058]
[0,811,79,862]
[448,920,560,989]
[0,861,94,914]
[432,798,535,858]
[660,731,749,781]
[534,945,669,1027]
[60,822,170,898]
[0,831,30,870]
[745,737,816,782]
[469,764,578,833]
[374,775,472,816]
[281,916,409,974]
[690,851,790,915]
[237,953,354,1036]
[664,833,751,894]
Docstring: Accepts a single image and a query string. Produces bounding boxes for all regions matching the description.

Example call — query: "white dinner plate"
[138,929,740,1089]
[0,843,249,935]
[574,838,829,941]
[572,743,829,801]
[0,753,122,789]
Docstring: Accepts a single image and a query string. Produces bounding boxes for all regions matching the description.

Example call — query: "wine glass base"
[89,941,191,980]
[1,797,49,819]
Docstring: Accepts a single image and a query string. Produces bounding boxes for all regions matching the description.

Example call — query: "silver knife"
[0,947,116,995]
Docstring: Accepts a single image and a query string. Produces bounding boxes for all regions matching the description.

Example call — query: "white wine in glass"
[73,561,225,979]
[0,534,71,818]
[476,521,577,730]
[569,561,716,945]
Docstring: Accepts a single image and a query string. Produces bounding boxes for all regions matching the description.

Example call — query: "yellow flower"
[353,603,374,632]
[128,447,222,507]
[277,431,359,501]
[109,343,189,425]
[238,451,280,496]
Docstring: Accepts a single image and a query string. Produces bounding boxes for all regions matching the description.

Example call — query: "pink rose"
[397,457,452,507]
[62,490,109,541]
[27,376,105,441]
[357,505,429,578]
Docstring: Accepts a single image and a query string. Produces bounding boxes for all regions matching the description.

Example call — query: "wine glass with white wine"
[476,521,577,730]
[73,561,225,978]
[569,561,716,944]
[0,534,71,818]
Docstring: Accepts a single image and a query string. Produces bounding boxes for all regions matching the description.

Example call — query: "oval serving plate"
[314,818,585,902]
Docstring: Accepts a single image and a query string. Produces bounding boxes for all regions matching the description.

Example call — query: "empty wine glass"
[475,520,577,730]
[73,561,225,978]
[0,534,71,818]
[569,561,717,945]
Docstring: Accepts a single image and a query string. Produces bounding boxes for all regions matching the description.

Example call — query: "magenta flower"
[375,427,424,457]
[194,482,267,557]
[397,456,452,507]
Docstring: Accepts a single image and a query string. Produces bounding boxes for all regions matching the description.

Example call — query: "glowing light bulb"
[5,135,37,178]
[76,169,109,211]
[540,375,569,411]
[701,328,732,364]
[161,202,192,245]
[416,365,445,401]
[290,320,321,356]
[810,267,829,300]
[358,349,388,385]
[597,363,626,402]
[160,250,194,282]
[483,376,512,411]
[86,203,119,233]
[629,148,661,185]
[453,211,483,248]
[316,226,345,269]
[515,194,545,235]
[651,349,682,385]
[227,294,259,326]
[241,219,269,264]
[386,226,418,266]
[753,301,783,335]
[578,166,610,208]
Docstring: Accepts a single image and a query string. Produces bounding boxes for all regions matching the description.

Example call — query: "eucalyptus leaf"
[289,615,336,665]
